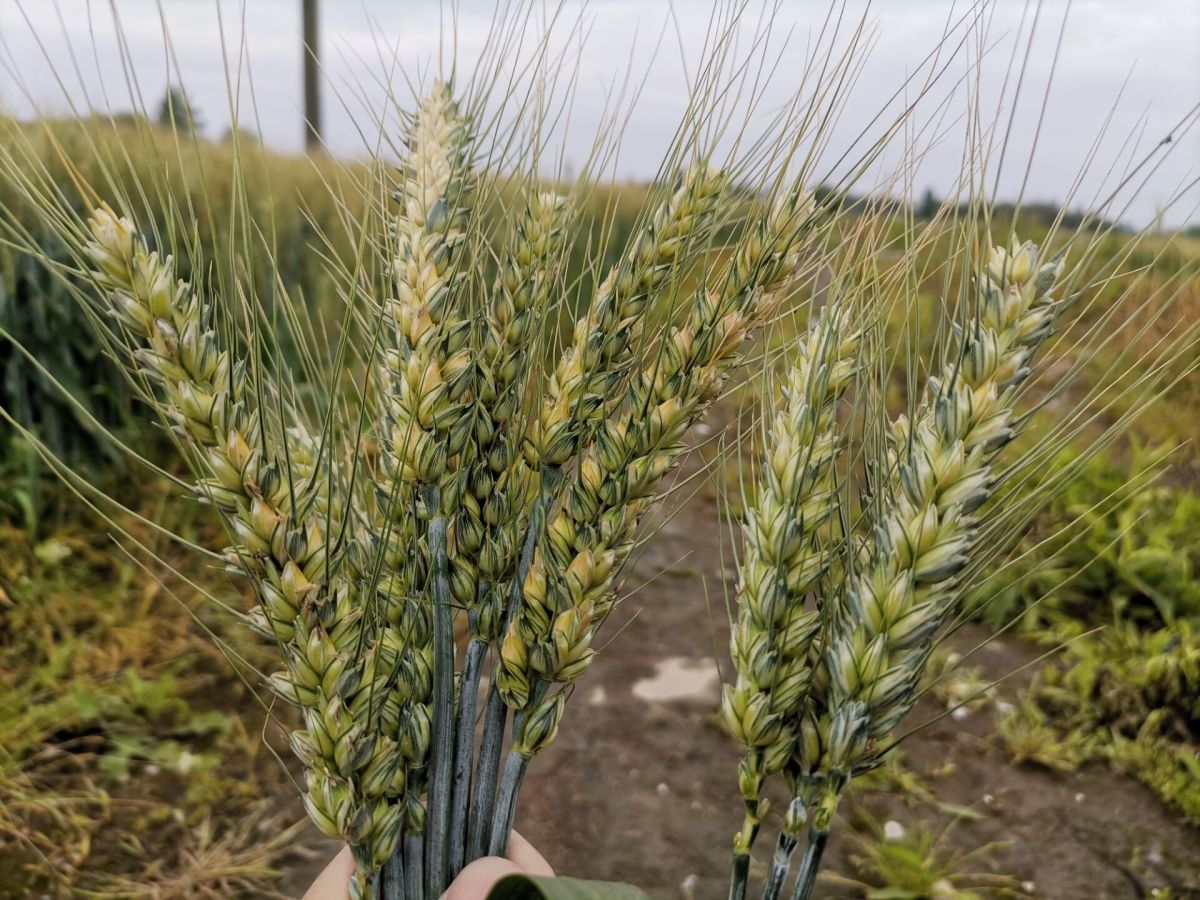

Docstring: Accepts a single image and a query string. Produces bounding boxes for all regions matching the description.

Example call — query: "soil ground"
[286,440,1200,900]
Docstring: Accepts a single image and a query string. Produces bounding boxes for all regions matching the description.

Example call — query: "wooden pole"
[302,0,321,149]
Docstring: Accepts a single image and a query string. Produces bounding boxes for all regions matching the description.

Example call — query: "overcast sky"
[2,1,1197,227]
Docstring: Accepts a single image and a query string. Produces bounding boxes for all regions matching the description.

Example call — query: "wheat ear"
[374,79,475,897]
[448,190,569,876]
[789,239,1066,900]
[469,165,728,858]
[83,210,402,897]
[723,303,860,900]
[487,187,818,855]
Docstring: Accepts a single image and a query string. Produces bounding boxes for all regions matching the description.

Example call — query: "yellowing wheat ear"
[373,78,477,898]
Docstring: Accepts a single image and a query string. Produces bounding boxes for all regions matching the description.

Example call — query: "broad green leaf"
[487,875,651,900]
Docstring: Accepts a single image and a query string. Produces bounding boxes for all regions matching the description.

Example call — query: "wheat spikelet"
[377,79,475,493]
[458,190,570,643]
[709,238,1069,900]
[775,240,1068,895]
[474,166,736,858]
[445,189,570,876]
[722,302,860,872]
[83,210,402,893]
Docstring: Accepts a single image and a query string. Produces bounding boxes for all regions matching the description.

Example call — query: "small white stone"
[883,819,907,841]
[982,793,996,806]
[694,422,713,437]
[1074,792,1085,803]
[588,685,608,706]
[951,706,971,721]
[994,699,1015,716]
[175,750,200,774]
[656,782,670,797]
[632,656,721,704]
[680,873,699,900]
[945,652,962,666]
[1022,882,1036,893]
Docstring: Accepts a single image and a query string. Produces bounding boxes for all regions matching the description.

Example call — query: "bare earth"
[286,441,1200,899]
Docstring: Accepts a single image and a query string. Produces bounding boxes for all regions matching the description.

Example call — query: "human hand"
[303,831,554,899]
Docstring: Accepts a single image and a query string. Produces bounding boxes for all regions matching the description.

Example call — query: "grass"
[0,471,301,896]
[825,814,1026,899]
[975,450,1200,823]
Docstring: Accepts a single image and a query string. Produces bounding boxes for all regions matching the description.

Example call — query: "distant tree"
[918,187,940,218]
[813,183,847,211]
[157,87,203,133]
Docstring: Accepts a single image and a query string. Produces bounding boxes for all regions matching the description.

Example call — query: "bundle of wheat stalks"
[61,74,833,896]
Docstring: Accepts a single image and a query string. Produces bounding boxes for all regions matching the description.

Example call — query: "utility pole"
[302,0,321,150]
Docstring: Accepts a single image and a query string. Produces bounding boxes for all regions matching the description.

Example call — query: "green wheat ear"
[723,300,861,892]
[82,208,403,891]
[721,236,1070,900]
[823,239,1066,771]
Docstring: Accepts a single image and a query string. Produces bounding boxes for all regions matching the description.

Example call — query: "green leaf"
[487,875,651,900]
[935,802,985,821]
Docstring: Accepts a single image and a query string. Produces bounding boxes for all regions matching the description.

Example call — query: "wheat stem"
[377,858,400,900]
[728,854,751,900]
[487,749,530,857]
[403,833,425,900]
[467,472,556,863]
[789,828,828,900]
[424,486,453,895]
[761,830,799,900]
[467,679,510,862]
[448,631,486,876]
